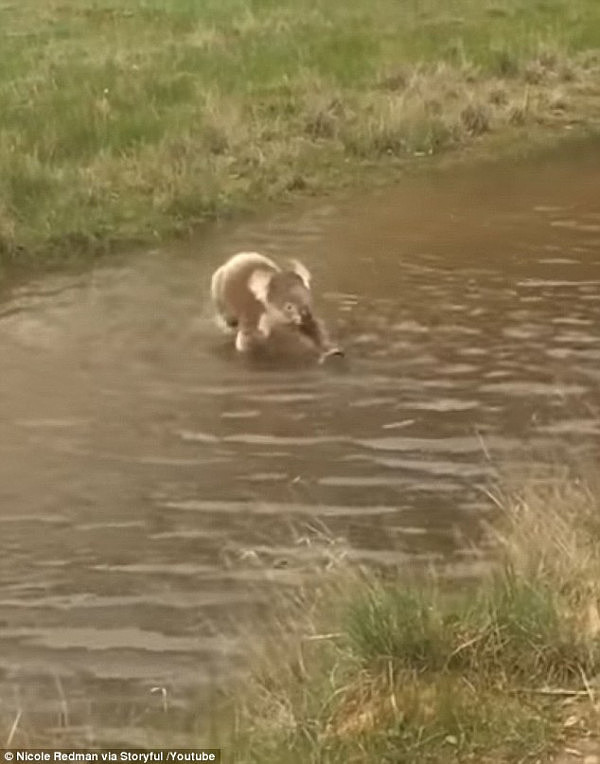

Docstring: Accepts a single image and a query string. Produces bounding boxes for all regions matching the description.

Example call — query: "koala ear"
[248,268,273,305]
[289,259,312,289]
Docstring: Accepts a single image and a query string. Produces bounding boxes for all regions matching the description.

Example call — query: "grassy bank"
[2,0,600,271]
[222,474,600,763]
[3,475,600,760]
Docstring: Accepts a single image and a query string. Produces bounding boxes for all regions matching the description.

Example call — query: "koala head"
[248,260,313,327]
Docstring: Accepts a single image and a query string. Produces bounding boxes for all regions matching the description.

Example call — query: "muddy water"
[1,141,600,740]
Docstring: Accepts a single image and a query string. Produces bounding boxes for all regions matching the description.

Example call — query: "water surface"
[1,141,599,740]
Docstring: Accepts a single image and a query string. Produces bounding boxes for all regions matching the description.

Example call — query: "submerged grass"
[220,474,600,763]
[1,0,600,270]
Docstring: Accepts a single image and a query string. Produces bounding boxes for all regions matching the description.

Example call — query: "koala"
[209,251,343,361]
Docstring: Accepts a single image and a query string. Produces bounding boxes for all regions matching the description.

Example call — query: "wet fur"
[210,251,340,358]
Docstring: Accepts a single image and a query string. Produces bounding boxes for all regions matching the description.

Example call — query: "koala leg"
[257,312,273,339]
[235,329,255,352]
[214,313,238,334]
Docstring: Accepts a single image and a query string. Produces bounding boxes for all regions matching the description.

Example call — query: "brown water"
[1,141,600,741]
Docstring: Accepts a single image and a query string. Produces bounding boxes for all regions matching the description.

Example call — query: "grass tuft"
[1,0,600,271]
[220,475,600,763]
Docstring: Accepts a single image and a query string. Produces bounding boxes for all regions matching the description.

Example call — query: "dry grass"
[1,0,600,272]
[219,474,600,763]
[3,475,600,760]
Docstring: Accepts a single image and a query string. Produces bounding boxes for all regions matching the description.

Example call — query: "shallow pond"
[1,140,599,741]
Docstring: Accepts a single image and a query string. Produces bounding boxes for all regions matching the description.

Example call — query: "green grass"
[216,474,600,763]
[1,0,600,271]
[4,473,600,761]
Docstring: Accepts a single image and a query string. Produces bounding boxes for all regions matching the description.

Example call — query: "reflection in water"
[1,140,600,738]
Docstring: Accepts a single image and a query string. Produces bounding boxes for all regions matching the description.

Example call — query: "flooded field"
[1,141,599,741]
